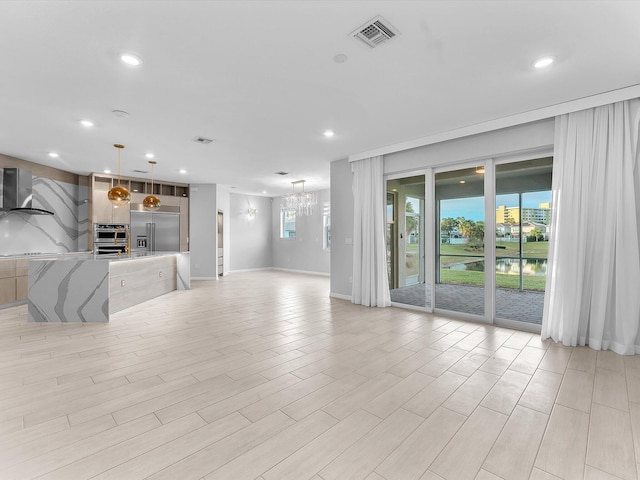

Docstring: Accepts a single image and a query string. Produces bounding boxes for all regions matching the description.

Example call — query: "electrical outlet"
[121,280,125,287]
[159,271,163,278]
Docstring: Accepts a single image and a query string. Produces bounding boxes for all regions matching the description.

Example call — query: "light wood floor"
[1,271,639,480]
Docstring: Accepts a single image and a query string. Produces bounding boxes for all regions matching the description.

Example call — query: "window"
[281,210,296,238]
[323,202,331,250]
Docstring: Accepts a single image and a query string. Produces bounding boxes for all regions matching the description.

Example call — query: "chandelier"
[281,180,317,215]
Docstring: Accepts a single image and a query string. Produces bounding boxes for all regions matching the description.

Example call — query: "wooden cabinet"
[92,184,131,224]
[90,173,188,227]
[0,259,29,305]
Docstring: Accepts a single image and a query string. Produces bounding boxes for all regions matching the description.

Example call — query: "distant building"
[496,202,551,225]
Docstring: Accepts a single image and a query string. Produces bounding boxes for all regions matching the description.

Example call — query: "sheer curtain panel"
[542,99,640,354]
[351,156,391,307]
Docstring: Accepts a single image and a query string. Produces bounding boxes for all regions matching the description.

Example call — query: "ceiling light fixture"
[107,144,131,206]
[120,53,143,66]
[476,166,485,174]
[80,120,94,127]
[533,56,554,69]
[281,180,317,216]
[143,161,161,211]
[103,169,111,174]
[323,130,335,138]
[179,169,187,174]
[145,153,154,159]
[459,180,466,184]
[48,152,59,158]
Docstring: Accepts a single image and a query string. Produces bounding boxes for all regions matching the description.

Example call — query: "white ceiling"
[1,1,639,196]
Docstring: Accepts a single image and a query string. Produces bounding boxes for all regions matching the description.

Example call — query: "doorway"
[386,175,430,308]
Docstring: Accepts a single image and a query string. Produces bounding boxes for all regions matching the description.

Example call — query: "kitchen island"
[28,252,190,322]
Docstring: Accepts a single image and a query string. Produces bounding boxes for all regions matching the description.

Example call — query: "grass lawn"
[439,269,546,291]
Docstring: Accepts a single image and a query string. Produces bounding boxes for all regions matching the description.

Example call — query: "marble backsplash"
[0,170,88,255]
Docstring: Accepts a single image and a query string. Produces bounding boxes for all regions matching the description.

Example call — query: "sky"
[440,191,552,222]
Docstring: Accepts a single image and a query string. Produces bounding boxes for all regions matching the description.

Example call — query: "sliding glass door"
[386,175,430,308]
[384,154,552,329]
[435,166,485,316]
[495,157,552,324]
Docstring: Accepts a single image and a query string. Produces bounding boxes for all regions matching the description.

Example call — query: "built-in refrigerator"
[131,211,180,253]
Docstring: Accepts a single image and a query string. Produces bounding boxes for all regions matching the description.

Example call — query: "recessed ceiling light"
[80,120,94,127]
[48,152,59,158]
[103,169,111,174]
[533,56,554,69]
[333,53,348,64]
[323,130,335,138]
[262,190,267,194]
[179,169,187,174]
[145,153,154,159]
[120,53,143,66]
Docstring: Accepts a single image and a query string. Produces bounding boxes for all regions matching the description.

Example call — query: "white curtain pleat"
[542,99,640,354]
[351,156,391,307]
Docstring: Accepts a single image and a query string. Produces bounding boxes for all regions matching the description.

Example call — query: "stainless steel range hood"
[1,168,54,215]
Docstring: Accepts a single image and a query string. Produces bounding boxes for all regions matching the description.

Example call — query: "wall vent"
[193,136,214,144]
[351,15,399,48]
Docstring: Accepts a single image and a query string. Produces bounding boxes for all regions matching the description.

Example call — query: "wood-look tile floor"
[1,270,639,480]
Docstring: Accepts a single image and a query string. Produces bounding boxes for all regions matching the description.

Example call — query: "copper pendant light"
[107,144,131,206]
[143,160,161,210]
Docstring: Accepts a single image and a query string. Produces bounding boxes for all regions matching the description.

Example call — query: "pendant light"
[107,144,131,206]
[143,160,161,210]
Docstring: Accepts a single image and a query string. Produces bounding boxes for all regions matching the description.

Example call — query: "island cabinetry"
[27,253,189,322]
[109,255,177,314]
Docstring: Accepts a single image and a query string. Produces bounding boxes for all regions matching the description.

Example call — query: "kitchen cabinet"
[90,173,189,251]
[0,259,29,305]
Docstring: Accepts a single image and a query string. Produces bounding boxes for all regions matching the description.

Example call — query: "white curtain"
[542,99,640,354]
[351,156,391,307]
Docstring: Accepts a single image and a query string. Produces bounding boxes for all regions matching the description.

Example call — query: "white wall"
[189,184,217,279]
[271,189,330,275]
[229,193,272,271]
[329,118,556,298]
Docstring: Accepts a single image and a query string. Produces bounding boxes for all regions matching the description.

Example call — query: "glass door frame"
[385,169,434,312]
[385,147,551,333]
[492,149,553,333]
[432,159,494,324]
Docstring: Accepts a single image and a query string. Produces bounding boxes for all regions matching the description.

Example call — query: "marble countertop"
[0,251,187,261]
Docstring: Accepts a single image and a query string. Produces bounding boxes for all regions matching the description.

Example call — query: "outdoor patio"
[390,283,545,324]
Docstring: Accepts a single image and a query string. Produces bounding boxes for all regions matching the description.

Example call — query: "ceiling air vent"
[131,169,148,174]
[275,171,289,176]
[193,136,214,144]
[351,15,399,48]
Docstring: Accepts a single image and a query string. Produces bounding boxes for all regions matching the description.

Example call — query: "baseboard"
[190,276,219,281]
[227,267,272,274]
[330,292,352,301]
[272,268,330,277]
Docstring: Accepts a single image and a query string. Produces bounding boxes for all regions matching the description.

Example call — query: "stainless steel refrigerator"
[131,211,180,253]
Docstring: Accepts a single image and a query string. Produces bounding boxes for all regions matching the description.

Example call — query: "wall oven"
[93,223,129,255]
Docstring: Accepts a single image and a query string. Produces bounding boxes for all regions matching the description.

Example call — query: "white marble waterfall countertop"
[28,252,190,322]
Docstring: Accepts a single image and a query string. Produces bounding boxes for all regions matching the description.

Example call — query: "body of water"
[447,258,547,276]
